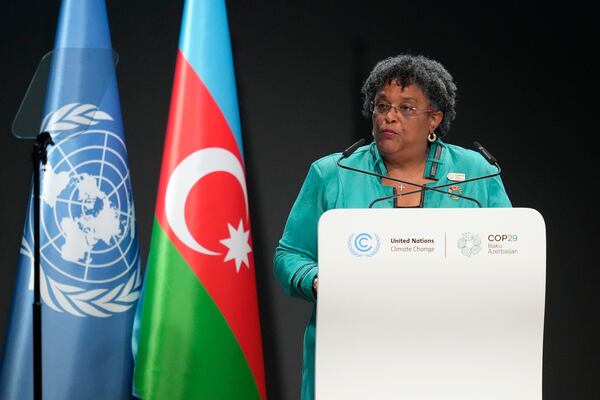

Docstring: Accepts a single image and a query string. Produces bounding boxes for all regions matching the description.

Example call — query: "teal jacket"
[273,140,511,400]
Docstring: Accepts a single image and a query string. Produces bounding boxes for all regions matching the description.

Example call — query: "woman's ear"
[430,111,443,133]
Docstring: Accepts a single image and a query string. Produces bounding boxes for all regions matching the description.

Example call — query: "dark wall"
[1,1,597,399]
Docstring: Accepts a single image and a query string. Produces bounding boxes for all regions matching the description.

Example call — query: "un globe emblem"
[21,103,141,318]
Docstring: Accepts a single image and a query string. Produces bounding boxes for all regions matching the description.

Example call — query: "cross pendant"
[398,183,406,192]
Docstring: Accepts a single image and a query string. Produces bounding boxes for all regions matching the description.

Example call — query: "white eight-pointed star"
[219,220,252,272]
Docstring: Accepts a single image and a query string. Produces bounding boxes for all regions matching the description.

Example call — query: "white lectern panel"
[315,208,545,400]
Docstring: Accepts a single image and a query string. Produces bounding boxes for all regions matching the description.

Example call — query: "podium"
[315,208,546,400]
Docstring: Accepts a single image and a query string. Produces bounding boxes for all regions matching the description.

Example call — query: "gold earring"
[428,131,437,143]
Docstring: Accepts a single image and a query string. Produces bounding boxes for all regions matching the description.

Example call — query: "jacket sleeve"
[487,174,512,207]
[273,162,327,303]
[470,150,512,208]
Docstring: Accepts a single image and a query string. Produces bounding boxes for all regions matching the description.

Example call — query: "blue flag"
[0,1,141,399]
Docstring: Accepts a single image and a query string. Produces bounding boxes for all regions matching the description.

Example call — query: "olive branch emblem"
[41,103,113,134]
[21,237,141,318]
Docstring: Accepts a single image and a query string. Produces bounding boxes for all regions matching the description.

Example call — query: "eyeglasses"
[371,101,434,118]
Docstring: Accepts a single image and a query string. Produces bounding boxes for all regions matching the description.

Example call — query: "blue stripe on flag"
[178,0,244,156]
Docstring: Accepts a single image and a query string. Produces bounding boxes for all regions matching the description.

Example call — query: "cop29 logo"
[348,232,381,257]
[457,232,482,257]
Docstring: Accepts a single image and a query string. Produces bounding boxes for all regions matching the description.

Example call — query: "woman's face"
[371,80,441,160]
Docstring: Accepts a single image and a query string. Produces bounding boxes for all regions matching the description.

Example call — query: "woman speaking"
[273,54,511,400]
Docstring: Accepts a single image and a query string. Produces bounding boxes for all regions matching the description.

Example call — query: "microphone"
[473,141,497,165]
[342,138,366,158]
[397,141,501,194]
[368,141,502,207]
[337,139,483,207]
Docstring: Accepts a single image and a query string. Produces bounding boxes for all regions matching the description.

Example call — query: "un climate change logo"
[457,232,482,257]
[348,232,381,257]
[20,103,141,318]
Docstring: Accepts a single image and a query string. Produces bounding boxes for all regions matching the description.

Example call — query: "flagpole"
[31,131,53,400]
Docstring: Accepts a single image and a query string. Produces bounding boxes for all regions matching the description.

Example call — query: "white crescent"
[164,147,249,255]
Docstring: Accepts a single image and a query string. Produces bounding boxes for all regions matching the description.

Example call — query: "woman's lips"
[378,129,398,138]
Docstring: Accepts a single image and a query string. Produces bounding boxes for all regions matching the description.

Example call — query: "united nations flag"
[0,1,141,399]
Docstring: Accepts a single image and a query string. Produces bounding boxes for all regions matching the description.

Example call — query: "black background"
[1,1,598,399]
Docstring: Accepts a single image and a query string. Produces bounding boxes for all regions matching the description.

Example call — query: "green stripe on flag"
[134,219,261,399]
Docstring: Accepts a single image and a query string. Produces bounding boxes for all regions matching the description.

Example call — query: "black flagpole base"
[31,131,53,400]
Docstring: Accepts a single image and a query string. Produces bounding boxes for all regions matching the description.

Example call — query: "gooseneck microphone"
[386,142,502,204]
[393,141,501,200]
[473,141,497,165]
[342,138,366,157]
[337,139,483,207]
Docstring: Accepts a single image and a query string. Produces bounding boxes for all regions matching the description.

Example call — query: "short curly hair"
[361,54,457,138]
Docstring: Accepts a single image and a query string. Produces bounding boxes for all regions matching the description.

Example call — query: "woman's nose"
[384,107,398,123]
